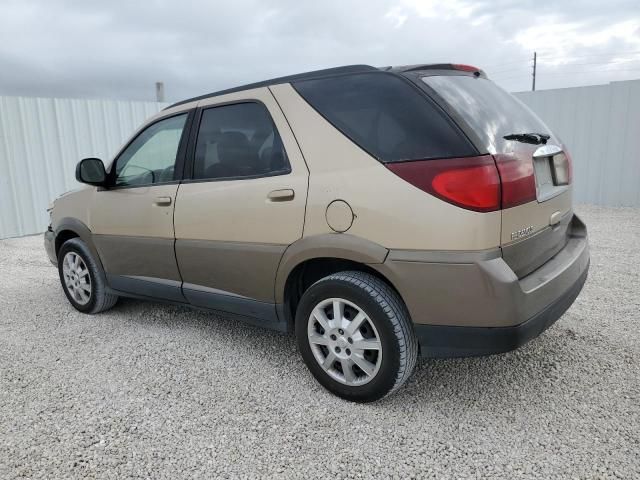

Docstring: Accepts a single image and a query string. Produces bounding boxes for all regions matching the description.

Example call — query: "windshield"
[421,75,554,154]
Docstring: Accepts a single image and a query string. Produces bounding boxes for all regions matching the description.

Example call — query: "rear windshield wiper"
[503,132,550,145]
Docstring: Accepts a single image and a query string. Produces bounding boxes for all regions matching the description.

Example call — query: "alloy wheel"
[307,297,382,386]
[62,251,92,305]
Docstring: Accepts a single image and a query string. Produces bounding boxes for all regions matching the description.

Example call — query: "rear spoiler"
[387,63,487,78]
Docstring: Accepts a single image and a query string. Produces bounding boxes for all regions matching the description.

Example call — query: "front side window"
[192,102,290,181]
[114,114,188,187]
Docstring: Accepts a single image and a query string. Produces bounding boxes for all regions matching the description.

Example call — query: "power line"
[534,49,640,61]
[482,50,640,71]
[490,70,539,82]
[491,59,640,79]
[482,58,529,69]
[490,67,640,85]
[489,65,531,75]
[535,67,640,76]
[481,50,640,88]
[539,59,640,68]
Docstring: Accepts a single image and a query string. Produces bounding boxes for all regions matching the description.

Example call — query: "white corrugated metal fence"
[515,79,640,207]
[0,96,166,238]
[0,80,639,239]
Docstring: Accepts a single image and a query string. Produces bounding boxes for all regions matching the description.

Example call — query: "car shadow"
[110,297,582,408]
[383,326,584,409]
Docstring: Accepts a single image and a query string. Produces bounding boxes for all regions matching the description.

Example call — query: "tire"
[57,237,118,314]
[295,271,418,402]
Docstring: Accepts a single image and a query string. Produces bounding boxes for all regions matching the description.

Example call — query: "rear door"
[420,74,573,277]
[173,88,308,316]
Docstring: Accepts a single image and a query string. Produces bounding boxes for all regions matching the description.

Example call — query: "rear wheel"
[295,271,418,402]
[58,238,118,314]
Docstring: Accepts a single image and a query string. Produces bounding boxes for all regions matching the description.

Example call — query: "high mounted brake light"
[452,64,482,74]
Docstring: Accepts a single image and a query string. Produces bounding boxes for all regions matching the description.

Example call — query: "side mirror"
[76,158,107,186]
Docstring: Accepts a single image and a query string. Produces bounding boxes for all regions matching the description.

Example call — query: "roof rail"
[165,64,378,110]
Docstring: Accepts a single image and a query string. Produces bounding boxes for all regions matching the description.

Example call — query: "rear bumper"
[373,213,589,357]
[44,229,56,265]
[415,261,588,357]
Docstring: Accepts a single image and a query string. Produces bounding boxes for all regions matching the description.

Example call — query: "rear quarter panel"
[269,83,501,251]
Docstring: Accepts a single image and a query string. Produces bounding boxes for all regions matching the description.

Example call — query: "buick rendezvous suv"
[45,64,589,402]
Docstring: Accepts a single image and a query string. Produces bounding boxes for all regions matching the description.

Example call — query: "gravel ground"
[1,205,639,479]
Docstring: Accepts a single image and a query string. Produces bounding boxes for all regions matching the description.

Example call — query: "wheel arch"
[55,229,79,256]
[275,234,405,330]
[54,218,104,270]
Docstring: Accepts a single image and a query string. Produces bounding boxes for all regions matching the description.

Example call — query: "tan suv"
[44,64,589,402]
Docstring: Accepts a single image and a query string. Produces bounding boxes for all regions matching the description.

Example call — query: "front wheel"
[295,271,418,402]
[58,238,118,314]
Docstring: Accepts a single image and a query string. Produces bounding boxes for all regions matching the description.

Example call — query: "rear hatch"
[416,69,573,278]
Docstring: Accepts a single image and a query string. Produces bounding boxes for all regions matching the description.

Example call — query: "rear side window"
[293,73,475,163]
[192,102,290,181]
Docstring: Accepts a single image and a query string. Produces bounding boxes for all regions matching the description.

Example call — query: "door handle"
[154,196,172,206]
[267,189,295,202]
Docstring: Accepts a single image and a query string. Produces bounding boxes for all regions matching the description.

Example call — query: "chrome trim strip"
[533,144,562,158]
[124,276,182,288]
[182,282,250,299]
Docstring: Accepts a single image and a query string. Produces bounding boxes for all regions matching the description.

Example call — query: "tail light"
[493,153,537,209]
[386,155,501,212]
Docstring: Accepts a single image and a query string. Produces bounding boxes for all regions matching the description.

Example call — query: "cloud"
[0,0,638,101]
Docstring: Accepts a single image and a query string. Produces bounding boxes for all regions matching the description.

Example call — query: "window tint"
[114,114,187,187]
[192,102,290,180]
[422,75,555,154]
[293,73,475,163]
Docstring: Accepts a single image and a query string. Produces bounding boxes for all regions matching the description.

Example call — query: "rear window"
[293,73,476,163]
[421,75,554,153]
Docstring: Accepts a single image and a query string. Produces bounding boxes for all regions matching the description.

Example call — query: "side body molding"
[274,233,389,304]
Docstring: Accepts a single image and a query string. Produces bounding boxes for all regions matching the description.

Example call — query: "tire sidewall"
[57,239,100,313]
[295,277,403,402]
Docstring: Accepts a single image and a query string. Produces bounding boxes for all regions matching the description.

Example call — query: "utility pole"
[155,82,165,102]
[532,51,537,91]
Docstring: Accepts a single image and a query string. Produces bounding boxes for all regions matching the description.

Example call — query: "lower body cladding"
[43,231,288,331]
[374,214,590,357]
[104,275,288,332]
[44,216,589,359]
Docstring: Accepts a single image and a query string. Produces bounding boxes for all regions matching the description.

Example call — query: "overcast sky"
[1,0,639,102]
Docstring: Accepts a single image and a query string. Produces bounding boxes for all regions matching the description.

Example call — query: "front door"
[90,112,191,301]
[174,89,308,319]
